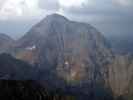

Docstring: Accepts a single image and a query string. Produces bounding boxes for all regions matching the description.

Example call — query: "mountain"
[17,14,113,83]
[0,53,37,80]
[2,14,133,99]
[0,33,14,53]
[12,14,114,99]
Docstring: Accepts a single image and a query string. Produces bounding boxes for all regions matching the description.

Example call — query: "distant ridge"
[0,33,14,53]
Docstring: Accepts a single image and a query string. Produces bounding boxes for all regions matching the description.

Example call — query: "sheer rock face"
[17,14,113,88]
[0,33,14,53]
[108,55,133,96]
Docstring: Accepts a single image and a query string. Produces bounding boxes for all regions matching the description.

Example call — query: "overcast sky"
[0,0,133,39]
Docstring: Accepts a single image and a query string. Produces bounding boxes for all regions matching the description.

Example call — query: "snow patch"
[65,61,69,65]
[25,45,36,50]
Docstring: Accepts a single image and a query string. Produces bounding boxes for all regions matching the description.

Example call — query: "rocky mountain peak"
[16,14,113,84]
[45,13,68,22]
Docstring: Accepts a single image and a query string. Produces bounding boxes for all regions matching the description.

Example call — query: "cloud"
[0,0,133,38]
[58,0,86,8]
[57,0,133,22]
[59,0,132,14]
[0,0,44,20]
[0,0,133,21]
[114,0,133,6]
[0,0,7,8]
[39,0,59,11]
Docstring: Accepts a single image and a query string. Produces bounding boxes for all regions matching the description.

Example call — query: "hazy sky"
[0,0,133,39]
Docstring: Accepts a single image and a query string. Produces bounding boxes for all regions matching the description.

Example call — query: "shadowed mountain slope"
[0,33,14,53]
[0,53,37,80]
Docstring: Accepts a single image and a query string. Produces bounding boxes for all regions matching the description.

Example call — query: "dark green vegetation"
[0,80,76,100]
